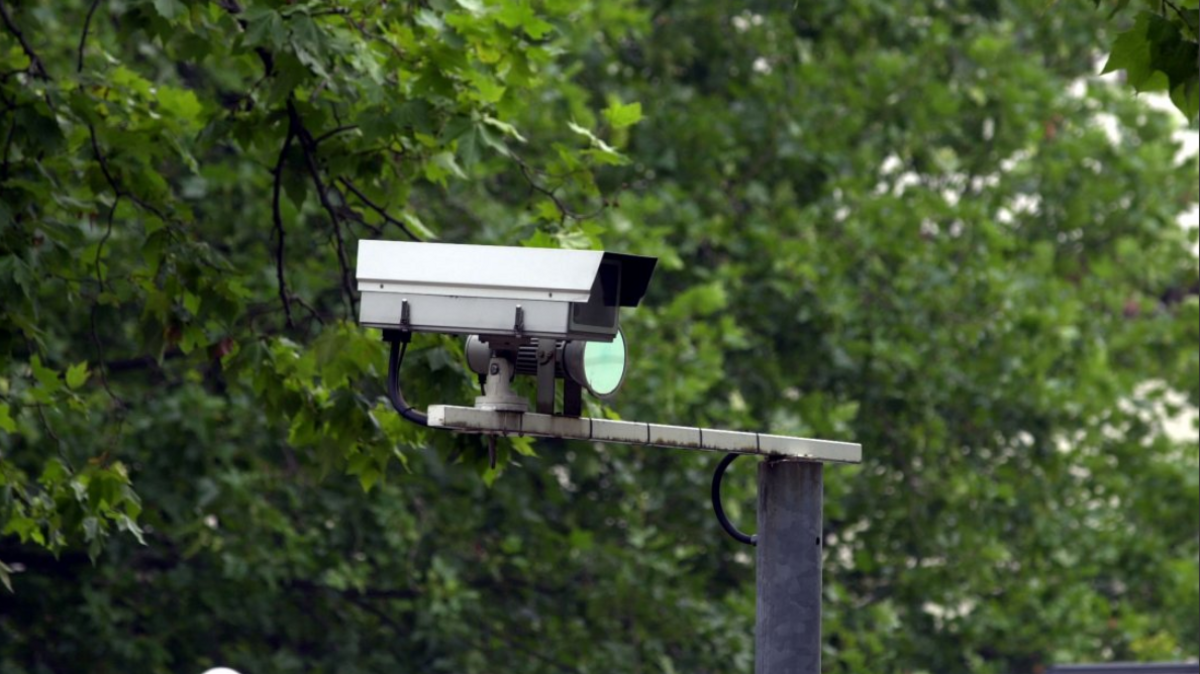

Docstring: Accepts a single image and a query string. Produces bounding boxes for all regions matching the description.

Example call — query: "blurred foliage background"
[1,0,1197,672]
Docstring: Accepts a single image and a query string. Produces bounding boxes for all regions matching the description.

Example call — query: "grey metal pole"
[756,458,823,674]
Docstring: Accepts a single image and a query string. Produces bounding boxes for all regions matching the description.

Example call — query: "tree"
[2,0,1197,672]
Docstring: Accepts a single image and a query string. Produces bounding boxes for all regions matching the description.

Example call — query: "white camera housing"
[357,240,656,341]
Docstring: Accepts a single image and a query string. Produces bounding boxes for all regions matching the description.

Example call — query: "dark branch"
[329,205,357,320]
[513,154,608,224]
[89,304,126,407]
[338,177,422,241]
[78,0,102,73]
[95,194,119,291]
[87,124,167,221]
[272,120,296,330]
[0,0,49,80]
[1162,0,1190,26]
[289,99,358,318]
[340,207,385,237]
[312,124,358,145]
[290,294,327,326]
[101,349,183,374]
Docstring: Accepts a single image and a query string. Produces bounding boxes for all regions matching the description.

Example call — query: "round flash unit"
[578,330,626,397]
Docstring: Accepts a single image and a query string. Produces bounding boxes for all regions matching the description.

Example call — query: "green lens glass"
[583,331,626,396]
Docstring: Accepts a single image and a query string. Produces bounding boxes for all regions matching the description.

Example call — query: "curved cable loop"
[711,453,757,546]
[386,336,429,427]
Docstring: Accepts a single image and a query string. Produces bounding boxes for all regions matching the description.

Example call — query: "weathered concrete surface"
[426,405,862,463]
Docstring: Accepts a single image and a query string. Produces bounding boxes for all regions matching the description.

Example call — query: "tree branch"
[272,120,297,330]
[290,294,327,326]
[513,154,608,224]
[0,0,49,80]
[101,349,183,374]
[289,99,358,319]
[1162,0,1191,27]
[339,207,385,237]
[312,124,358,145]
[90,304,126,407]
[338,177,422,241]
[95,194,119,291]
[87,124,167,221]
[77,0,102,73]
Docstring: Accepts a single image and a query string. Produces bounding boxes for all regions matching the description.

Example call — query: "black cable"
[386,335,428,427]
[712,453,757,546]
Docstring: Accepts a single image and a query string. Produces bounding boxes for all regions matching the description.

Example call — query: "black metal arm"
[384,330,428,427]
[712,453,757,546]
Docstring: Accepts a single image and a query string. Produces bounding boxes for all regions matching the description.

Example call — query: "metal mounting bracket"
[712,453,757,546]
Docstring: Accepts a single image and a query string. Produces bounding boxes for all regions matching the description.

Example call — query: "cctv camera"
[357,240,656,341]
[357,241,657,420]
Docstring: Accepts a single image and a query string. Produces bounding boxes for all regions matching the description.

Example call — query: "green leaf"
[82,517,100,543]
[482,116,527,142]
[117,515,146,545]
[183,291,201,316]
[416,10,445,33]
[566,121,620,155]
[469,72,507,104]
[39,459,69,486]
[455,0,486,14]
[0,403,15,434]
[289,16,329,77]
[65,362,90,390]
[244,10,286,50]
[583,148,630,166]
[603,100,644,129]
[1170,78,1199,118]
[1102,14,1155,83]
[458,127,483,167]
[533,199,562,222]
[509,436,537,457]
[497,0,554,39]
[402,212,438,240]
[30,356,61,393]
[522,230,559,248]
[481,463,502,487]
[432,152,467,180]
[477,125,511,157]
[157,87,204,125]
[150,0,186,20]
[180,326,206,355]
[283,162,309,211]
